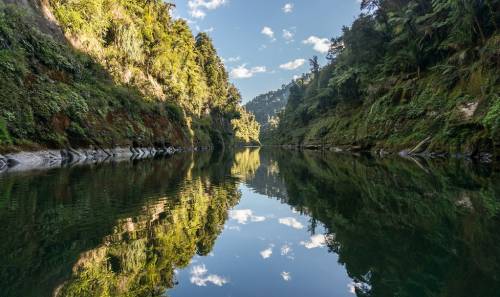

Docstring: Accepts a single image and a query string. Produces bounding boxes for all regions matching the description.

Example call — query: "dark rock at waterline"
[0,154,7,171]
[0,146,182,173]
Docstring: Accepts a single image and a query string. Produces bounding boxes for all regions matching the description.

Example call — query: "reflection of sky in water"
[169,185,354,297]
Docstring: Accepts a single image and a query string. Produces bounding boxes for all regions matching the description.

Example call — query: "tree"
[309,56,320,76]
[195,32,229,111]
[360,0,381,11]
[326,37,344,62]
[287,82,305,110]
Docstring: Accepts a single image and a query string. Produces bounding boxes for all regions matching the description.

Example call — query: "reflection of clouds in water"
[230,209,266,224]
[279,217,304,229]
[190,264,228,287]
[281,271,292,281]
[281,244,291,255]
[348,281,368,294]
[300,234,327,249]
[348,282,356,294]
[260,244,274,259]
[280,244,295,259]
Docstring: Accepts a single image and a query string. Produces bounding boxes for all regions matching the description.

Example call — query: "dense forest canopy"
[267,0,499,158]
[0,0,259,152]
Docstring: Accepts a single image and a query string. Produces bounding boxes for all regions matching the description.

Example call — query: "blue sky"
[172,0,361,103]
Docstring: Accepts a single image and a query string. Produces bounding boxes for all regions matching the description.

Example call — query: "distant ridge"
[245,82,292,134]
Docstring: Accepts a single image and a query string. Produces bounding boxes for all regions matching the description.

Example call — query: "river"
[0,148,499,297]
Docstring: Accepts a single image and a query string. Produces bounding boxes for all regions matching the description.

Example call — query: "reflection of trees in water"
[244,148,289,201]
[231,147,261,181]
[2,149,499,297]
[0,152,241,297]
[253,150,500,297]
[59,179,240,296]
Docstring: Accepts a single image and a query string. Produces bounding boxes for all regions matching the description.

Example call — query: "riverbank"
[0,146,201,173]
[268,143,496,164]
[2,141,496,175]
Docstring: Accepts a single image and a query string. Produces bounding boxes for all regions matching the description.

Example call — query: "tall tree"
[309,56,320,76]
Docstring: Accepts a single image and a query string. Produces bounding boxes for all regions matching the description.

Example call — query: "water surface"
[0,149,499,297]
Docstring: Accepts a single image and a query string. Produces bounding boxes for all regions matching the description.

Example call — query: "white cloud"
[227,56,241,63]
[261,26,276,41]
[303,36,331,53]
[188,0,227,19]
[230,65,267,79]
[282,29,294,41]
[282,3,294,13]
[281,271,292,281]
[190,264,228,287]
[300,234,327,249]
[260,246,273,259]
[279,217,304,229]
[229,209,267,222]
[279,59,306,71]
[251,66,267,73]
[190,9,206,19]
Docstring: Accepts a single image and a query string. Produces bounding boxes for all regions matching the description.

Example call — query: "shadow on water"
[0,148,499,297]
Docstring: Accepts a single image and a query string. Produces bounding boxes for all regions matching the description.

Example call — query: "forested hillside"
[0,0,259,153]
[268,0,499,160]
[245,83,291,135]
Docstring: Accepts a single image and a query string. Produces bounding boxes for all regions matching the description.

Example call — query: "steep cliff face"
[0,0,259,153]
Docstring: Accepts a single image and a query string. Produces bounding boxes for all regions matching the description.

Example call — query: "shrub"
[0,117,11,145]
[164,102,184,123]
[483,96,500,140]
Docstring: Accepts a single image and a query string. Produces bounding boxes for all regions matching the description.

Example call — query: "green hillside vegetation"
[245,83,292,135]
[0,0,259,152]
[268,0,499,159]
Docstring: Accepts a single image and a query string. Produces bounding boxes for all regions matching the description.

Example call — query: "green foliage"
[195,32,229,110]
[231,107,261,145]
[483,96,500,140]
[245,82,291,134]
[270,0,500,156]
[164,102,184,123]
[0,0,258,150]
[0,117,11,145]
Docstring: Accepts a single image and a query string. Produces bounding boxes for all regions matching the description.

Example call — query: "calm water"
[0,149,499,297]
